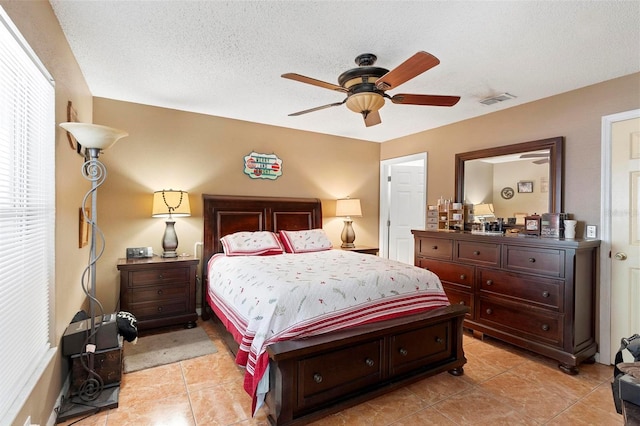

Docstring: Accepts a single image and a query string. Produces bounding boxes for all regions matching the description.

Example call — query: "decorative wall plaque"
[243,152,282,180]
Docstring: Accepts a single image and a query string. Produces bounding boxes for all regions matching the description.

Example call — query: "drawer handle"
[458,300,465,305]
[486,280,493,286]
[459,274,466,280]
[432,245,438,250]
[528,258,536,263]
[158,273,164,279]
[541,324,550,331]
[486,308,493,315]
[399,348,408,356]
[365,358,375,367]
[313,373,323,383]
[157,306,163,312]
[157,289,163,295]
[542,291,550,298]
[435,337,443,344]
[473,250,480,256]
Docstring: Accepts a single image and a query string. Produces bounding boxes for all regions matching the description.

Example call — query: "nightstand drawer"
[130,283,189,303]
[129,299,189,319]
[129,267,190,287]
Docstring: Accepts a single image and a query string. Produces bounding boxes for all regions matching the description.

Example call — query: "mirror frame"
[455,136,564,214]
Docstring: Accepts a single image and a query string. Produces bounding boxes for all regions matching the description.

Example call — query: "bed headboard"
[202,194,323,268]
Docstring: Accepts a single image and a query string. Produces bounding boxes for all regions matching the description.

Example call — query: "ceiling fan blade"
[364,110,381,127]
[390,94,460,107]
[288,100,346,116]
[375,51,440,91]
[282,73,347,93]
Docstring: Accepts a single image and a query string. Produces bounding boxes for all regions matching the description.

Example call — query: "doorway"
[600,108,640,365]
[379,153,427,263]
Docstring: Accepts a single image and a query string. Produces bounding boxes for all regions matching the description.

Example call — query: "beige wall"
[0,1,94,425]
[93,98,381,312]
[381,72,640,236]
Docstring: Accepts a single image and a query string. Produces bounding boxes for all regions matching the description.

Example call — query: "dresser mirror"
[455,137,563,225]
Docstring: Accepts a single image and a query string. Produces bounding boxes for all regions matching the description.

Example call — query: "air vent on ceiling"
[479,93,517,106]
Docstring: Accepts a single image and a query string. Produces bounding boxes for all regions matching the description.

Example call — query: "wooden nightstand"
[339,246,379,255]
[117,256,199,330]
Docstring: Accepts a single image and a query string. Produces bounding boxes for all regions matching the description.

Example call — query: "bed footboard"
[265,304,468,426]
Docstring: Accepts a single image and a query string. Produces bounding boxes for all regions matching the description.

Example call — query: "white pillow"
[279,229,333,253]
[220,231,284,256]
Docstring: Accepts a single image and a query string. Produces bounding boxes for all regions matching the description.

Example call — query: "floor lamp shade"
[60,122,128,150]
[152,190,191,257]
[336,198,362,248]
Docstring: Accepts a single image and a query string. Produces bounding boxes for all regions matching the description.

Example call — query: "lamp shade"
[59,122,128,150]
[152,190,191,218]
[345,92,385,114]
[335,198,362,218]
[474,203,495,218]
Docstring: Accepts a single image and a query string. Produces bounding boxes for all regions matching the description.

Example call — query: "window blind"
[0,7,55,423]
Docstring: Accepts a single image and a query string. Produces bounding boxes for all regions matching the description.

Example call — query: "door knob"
[614,252,628,261]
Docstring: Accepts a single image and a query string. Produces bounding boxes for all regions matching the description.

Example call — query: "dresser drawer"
[477,298,563,347]
[297,339,383,410]
[503,246,564,277]
[129,298,190,320]
[456,241,500,266]
[130,283,189,303]
[442,284,474,319]
[416,237,453,260]
[129,267,190,287]
[478,268,563,311]
[416,258,474,288]
[389,322,452,376]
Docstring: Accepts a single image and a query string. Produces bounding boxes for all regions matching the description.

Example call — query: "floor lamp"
[58,122,128,419]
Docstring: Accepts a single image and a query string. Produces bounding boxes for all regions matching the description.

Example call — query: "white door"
[610,116,640,362]
[388,164,425,264]
[379,153,426,263]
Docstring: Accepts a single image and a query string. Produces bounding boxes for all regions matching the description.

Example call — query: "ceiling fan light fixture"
[345,92,385,115]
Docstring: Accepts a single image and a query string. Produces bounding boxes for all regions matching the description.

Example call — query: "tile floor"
[58,319,623,425]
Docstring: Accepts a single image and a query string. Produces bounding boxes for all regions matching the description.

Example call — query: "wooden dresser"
[412,230,600,374]
[117,256,199,330]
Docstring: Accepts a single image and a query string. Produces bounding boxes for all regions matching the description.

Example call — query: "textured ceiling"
[50,1,640,143]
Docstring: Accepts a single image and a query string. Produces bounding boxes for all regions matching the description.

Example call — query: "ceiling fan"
[520,152,550,164]
[282,51,460,127]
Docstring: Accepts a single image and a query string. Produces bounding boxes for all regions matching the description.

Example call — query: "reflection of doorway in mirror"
[540,176,549,193]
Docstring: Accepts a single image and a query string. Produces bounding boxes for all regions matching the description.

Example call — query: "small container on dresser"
[117,256,199,330]
[412,229,600,375]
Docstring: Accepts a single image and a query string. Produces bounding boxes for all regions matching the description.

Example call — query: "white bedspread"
[206,249,449,412]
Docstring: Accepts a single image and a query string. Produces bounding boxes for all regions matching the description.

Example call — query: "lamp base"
[161,220,179,257]
[56,386,119,423]
[340,219,356,249]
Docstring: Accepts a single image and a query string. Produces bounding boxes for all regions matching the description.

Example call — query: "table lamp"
[152,189,191,257]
